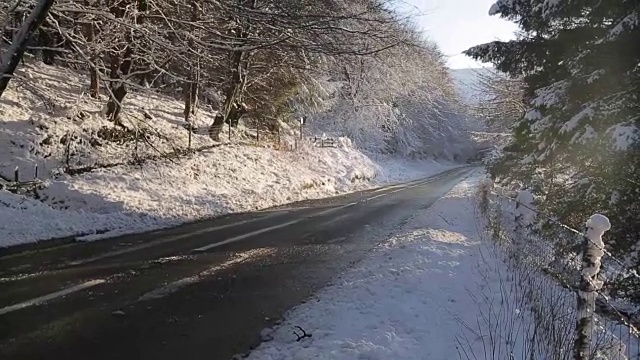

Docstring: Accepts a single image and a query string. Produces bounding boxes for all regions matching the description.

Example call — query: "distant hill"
[450,67,493,105]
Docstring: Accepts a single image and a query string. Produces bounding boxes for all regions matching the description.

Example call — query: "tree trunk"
[85,21,99,98]
[183,66,199,121]
[105,0,146,124]
[183,0,199,122]
[0,0,56,99]
[208,42,248,140]
[105,44,134,125]
[90,62,100,98]
[208,99,246,141]
[105,52,126,124]
[190,66,199,115]
[208,0,253,140]
[183,79,193,122]
[208,113,225,141]
[38,27,55,65]
[207,72,246,140]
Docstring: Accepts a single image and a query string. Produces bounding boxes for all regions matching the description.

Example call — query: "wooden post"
[479,174,492,214]
[34,164,38,179]
[514,189,535,247]
[573,214,611,360]
[14,166,19,182]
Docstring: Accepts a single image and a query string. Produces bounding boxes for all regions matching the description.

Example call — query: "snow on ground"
[0,62,458,247]
[246,172,499,360]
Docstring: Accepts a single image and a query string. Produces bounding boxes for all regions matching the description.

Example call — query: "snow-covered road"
[247,173,490,360]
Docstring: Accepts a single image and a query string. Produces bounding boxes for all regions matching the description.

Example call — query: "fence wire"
[478,188,639,360]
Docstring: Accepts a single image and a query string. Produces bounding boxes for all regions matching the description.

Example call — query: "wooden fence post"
[573,214,611,360]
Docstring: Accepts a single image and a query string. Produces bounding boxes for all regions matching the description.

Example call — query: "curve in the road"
[0,166,475,360]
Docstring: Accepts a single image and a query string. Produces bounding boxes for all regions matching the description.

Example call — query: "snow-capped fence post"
[513,189,535,248]
[14,166,19,182]
[573,214,611,360]
[479,174,493,214]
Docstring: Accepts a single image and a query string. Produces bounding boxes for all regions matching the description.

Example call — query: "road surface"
[0,166,474,360]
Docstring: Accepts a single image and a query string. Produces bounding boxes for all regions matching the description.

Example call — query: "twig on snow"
[293,326,312,342]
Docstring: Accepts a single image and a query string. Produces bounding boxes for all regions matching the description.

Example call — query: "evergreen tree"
[465,0,640,300]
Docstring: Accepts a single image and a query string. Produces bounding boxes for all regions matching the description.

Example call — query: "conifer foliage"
[465,0,640,300]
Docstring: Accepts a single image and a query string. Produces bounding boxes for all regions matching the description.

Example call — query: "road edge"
[0,166,471,257]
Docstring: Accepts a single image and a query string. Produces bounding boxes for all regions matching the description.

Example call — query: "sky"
[395,0,518,69]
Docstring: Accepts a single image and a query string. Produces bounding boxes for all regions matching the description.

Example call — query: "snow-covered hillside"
[0,63,458,247]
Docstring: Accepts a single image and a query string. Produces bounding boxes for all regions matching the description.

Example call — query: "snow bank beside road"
[0,145,453,247]
[246,173,490,360]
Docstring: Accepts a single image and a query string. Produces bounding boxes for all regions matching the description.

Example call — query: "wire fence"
[2,120,342,198]
[459,183,640,360]
[180,120,339,152]
[38,120,336,179]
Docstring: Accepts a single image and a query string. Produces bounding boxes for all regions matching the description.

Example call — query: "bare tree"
[469,69,526,130]
[182,0,200,122]
[202,0,414,140]
[102,0,149,125]
[0,0,56,98]
[8,0,434,142]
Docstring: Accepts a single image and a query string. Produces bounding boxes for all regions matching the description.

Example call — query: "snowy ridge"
[245,173,495,360]
[449,67,493,106]
[0,62,458,247]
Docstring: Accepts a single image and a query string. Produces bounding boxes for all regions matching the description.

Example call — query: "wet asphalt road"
[0,166,474,360]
